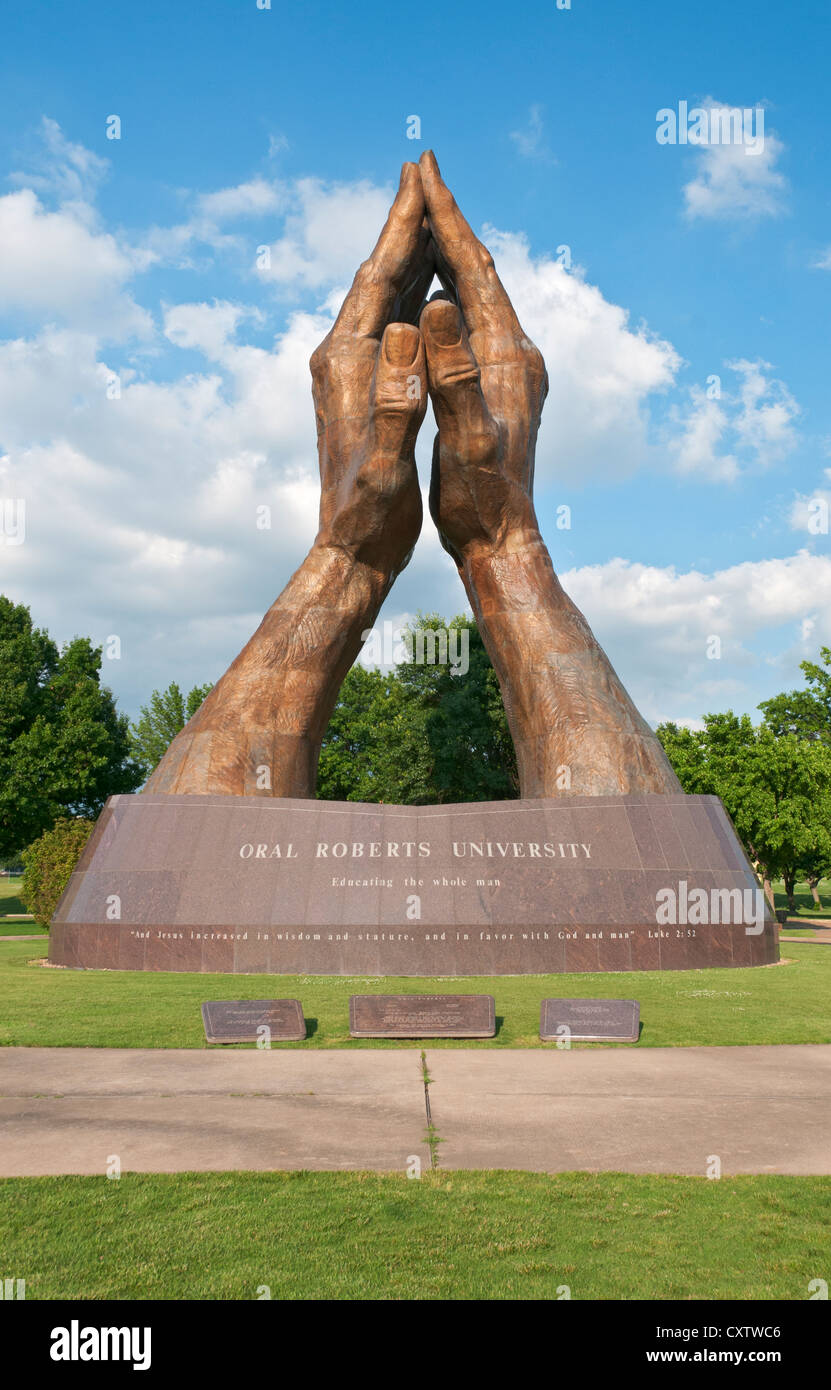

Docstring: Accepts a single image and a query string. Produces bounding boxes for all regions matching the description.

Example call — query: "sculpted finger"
[393,220,436,325]
[431,238,458,305]
[419,298,496,452]
[370,322,427,455]
[332,163,427,341]
[419,150,521,339]
[428,434,463,568]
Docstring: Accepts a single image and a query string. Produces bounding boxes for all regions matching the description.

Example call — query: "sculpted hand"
[417,150,680,798]
[145,164,433,799]
[418,150,547,562]
[311,161,433,575]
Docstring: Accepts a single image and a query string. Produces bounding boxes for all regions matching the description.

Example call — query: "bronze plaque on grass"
[201,999,306,1044]
[349,994,495,1038]
[540,998,639,1043]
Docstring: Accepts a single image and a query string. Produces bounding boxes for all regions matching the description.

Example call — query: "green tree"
[801,842,831,909]
[759,646,831,744]
[736,734,831,913]
[658,712,831,911]
[130,681,213,777]
[652,720,713,795]
[398,614,518,803]
[0,597,142,859]
[21,816,95,929]
[317,665,406,802]
[317,614,517,804]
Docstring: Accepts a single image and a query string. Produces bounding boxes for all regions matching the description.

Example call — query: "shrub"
[21,818,95,929]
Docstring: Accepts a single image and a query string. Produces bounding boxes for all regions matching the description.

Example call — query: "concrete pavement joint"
[1,1046,829,1176]
[420,1050,442,1170]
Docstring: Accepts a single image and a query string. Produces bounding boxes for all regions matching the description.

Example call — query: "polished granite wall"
[49,793,778,974]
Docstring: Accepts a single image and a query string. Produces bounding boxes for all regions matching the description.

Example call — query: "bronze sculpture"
[52,154,775,977]
[146,152,679,802]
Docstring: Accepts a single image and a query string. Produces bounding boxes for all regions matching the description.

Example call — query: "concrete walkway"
[781,927,831,944]
[1,1044,830,1177]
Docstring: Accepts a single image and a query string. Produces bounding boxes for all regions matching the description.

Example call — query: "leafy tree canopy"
[317,614,517,804]
[0,596,142,858]
[759,646,831,743]
[21,816,95,929]
[657,711,831,909]
[130,681,213,777]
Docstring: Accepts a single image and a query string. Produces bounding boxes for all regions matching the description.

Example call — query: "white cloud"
[790,467,831,535]
[669,388,736,481]
[9,116,109,206]
[0,296,459,712]
[0,304,323,618]
[0,121,816,728]
[136,179,284,272]
[682,102,787,220]
[0,189,152,340]
[261,177,394,289]
[730,357,798,461]
[0,131,454,710]
[485,230,680,483]
[163,299,263,360]
[1,118,151,339]
[140,174,391,287]
[509,105,554,163]
[196,179,282,222]
[560,551,831,723]
[669,359,798,481]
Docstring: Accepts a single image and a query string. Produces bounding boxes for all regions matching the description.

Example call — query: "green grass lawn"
[1,937,829,1048]
[2,1170,827,1300]
[0,876,33,920]
[773,877,831,918]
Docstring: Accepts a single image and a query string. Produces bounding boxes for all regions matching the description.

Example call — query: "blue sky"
[1,0,830,728]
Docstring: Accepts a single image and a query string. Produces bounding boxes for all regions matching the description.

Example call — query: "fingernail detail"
[384,323,419,366]
[427,300,462,347]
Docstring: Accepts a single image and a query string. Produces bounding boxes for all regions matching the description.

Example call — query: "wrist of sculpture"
[458,524,567,630]
[458,527,681,798]
[144,539,391,800]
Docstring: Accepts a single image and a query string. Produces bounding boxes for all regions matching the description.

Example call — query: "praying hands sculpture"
[146,152,680,801]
